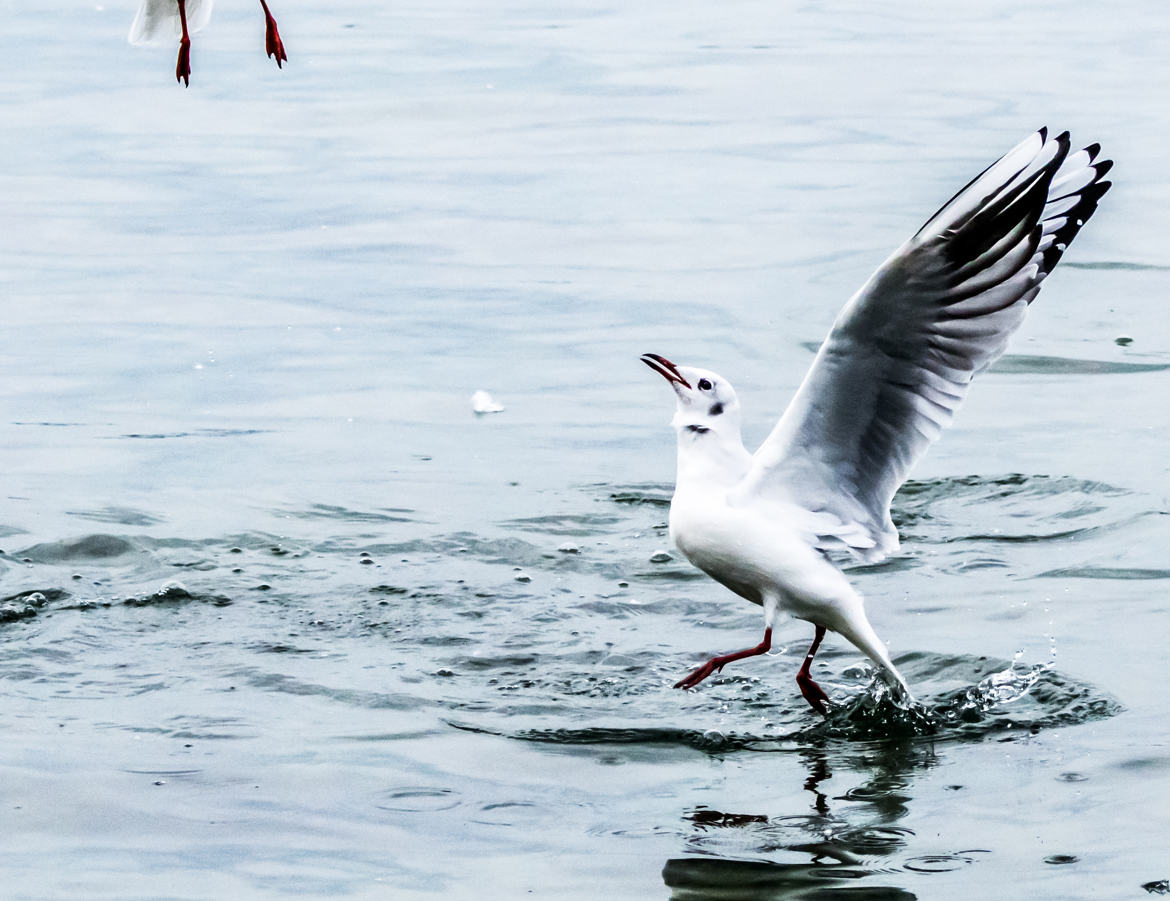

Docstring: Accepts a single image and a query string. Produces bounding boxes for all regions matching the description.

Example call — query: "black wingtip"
[1038,125,1048,141]
[1094,159,1114,180]
[1083,142,1102,162]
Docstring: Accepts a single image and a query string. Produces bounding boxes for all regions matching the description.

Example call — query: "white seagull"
[643,128,1111,713]
[129,0,287,86]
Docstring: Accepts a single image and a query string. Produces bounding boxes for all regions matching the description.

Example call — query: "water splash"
[812,655,1121,743]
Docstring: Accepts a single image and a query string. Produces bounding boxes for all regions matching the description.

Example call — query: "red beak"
[640,353,691,389]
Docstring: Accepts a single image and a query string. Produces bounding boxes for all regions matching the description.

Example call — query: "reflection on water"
[664,857,918,900]
[664,742,931,899]
[663,733,1000,898]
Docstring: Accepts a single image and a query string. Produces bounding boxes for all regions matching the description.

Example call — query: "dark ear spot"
[708,402,724,416]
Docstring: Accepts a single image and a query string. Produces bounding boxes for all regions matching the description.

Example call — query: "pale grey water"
[2,1,1169,898]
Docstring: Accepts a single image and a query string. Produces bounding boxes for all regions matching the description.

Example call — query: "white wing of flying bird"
[738,129,1111,561]
[642,128,1111,714]
[129,0,213,45]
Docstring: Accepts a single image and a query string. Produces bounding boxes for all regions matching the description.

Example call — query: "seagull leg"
[796,625,831,715]
[674,627,772,690]
[259,0,288,68]
[175,0,192,86]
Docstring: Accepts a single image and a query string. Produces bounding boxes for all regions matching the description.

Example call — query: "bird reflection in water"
[662,741,945,900]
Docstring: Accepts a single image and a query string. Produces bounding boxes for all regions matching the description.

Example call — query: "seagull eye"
[697,378,713,391]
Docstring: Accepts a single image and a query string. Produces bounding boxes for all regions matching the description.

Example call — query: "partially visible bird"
[129,0,287,86]
[642,128,1111,714]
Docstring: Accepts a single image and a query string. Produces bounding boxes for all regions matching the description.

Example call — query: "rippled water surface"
[3,1,1170,898]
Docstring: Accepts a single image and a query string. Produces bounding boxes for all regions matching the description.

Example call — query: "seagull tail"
[832,607,914,704]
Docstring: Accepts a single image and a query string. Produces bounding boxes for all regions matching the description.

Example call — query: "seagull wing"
[734,128,1111,560]
[129,0,214,45]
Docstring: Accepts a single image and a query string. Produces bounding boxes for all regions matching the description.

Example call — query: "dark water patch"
[945,528,1086,543]
[499,512,625,536]
[284,503,417,524]
[686,808,770,828]
[65,506,165,526]
[842,555,924,577]
[116,428,270,440]
[2,587,70,605]
[229,667,424,711]
[335,729,448,743]
[122,582,232,607]
[18,534,141,562]
[166,714,257,741]
[663,856,918,900]
[0,588,66,623]
[605,483,673,507]
[250,642,317,654]
[630,567,709,582]
[1064,260,1170,271]
[1036,566,1170,580]
[1116,756,1170,773]
[11,420,88,427]
[451,721,784,755]
[1,597,46,623]
[989,355,1170,375]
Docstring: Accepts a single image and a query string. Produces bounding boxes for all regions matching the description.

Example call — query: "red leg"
[796,625,831,715]
[674,627,772,690]
[175,0,192,86]
[260,0,288,67]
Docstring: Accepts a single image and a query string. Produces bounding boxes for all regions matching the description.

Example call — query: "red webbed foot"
[673,628,772,691]
[797,670,831,716]
[176,39,192,86]
[260,0,288,67]
[796,624,831,716]
[674,659,721,690]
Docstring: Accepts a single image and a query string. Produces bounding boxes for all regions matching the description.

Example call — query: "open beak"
[640,353,691,390]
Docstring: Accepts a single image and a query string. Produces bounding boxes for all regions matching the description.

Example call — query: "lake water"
[3,1,1169,898]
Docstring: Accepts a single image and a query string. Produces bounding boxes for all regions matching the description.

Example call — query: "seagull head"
[640,353,742,439]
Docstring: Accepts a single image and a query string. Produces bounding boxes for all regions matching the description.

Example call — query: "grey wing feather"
[736,128,1111,560]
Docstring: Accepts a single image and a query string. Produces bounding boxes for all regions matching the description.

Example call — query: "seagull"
[129,0,287,86]
[642,128,1111,713]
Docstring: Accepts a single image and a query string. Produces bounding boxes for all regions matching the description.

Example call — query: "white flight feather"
[129,0,214,45]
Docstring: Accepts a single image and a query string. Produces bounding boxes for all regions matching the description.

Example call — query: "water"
[2,1,1169,898]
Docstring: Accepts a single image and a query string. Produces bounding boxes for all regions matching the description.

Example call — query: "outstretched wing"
[734,128,1111,560]
[129,0,213,45]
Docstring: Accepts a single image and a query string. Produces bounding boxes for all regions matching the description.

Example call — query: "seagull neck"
[674,426,751,489]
